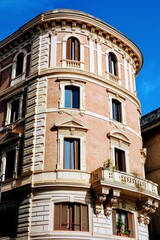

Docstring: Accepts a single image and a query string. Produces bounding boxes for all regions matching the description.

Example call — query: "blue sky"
[0,0,160,116]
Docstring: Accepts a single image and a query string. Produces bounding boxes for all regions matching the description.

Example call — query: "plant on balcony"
[103,159,116,170]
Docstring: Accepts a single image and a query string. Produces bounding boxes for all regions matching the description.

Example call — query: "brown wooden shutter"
[74,204,80,231]
[74,139,80,170]
[115,149,119,170]
[112,209,117,235]
[127,212,135,237]
[66,38,72,59]
[75,39,80,61]
[54,204,60,230]
[62,203,68,230]
[81,205,89,231]
[122,151,126,172]
[108,54,112,73]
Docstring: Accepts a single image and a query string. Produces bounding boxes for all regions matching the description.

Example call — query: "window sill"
[10,73,25,86]
[4,118,25,130]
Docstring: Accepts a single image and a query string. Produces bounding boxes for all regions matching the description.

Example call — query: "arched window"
[16,52,24,77]
[66,37,80,61]
[108,52,118,76]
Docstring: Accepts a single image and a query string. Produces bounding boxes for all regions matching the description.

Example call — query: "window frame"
[114,148,126,172]
[66,37,80,61]
[1,145,18,181]
[5,96,22,125]
[65,85,80,109]
[108,52,118,76]
[109,95,126,125]
[59,81,85,111]
[63,138,80,170]
[54,202,89,232]
[11,50,27,85]
[112,99,122,122]
[113,209,135,237]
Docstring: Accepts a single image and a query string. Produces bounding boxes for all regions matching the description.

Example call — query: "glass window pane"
[10,99,20,123]
[65,88,71,108]
[72,88,79,108]
[64,140,70,169]
[5,149,16,180]
[16,52,24,76]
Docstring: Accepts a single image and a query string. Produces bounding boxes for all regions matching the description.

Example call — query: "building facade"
[0,9,159,240]
[141,108,160,240]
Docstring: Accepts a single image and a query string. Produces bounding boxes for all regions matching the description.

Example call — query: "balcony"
[66,59,80,68]
[91,167,159,200]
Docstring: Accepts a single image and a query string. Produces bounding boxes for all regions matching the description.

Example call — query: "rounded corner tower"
[0,9,159,240]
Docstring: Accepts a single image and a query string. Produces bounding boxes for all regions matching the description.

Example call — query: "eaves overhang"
[0,9,143,75]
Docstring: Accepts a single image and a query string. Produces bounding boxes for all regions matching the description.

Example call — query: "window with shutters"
[65,85,80,109]
[112,99,122,122]
[54,202,89,231]
[115,148,126,172]
[113,209,135,237]
[66,37,80,61]
[108,52,118,76]
[64,138,80,170]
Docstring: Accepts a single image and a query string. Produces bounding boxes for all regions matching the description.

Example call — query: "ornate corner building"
[0,9,159,240]
[141,108,160,240]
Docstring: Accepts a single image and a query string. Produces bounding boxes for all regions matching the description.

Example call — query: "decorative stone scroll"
[137,198,159,225]
[93,188,121,217]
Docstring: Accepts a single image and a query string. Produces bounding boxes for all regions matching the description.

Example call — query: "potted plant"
[117,218,130,237]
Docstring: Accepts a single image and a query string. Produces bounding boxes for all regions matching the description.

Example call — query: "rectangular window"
[5,148,16,180]
[112,99,122,122]
[64,138,80,170]
[115,148,126,172]
[65,86,79,109]
[0,208,18,238]
[113,209,135,237]
[10,99,20,123]
[54,202,89,231]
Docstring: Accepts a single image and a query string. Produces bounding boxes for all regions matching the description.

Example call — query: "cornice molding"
[0,9,143,74]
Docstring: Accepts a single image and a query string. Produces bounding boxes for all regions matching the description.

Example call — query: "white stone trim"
[89,39,95,73]
[129,63,133,93]
[50,34,57,67]
[57,130,86,171]
[5,95,23,125]
[59,80,85,110]
[106,49,120,79]
[109,94,126,125]
[11,49,27,80]
[61,33,84,69]
[97,42,102,76]
[1,145,19,181]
